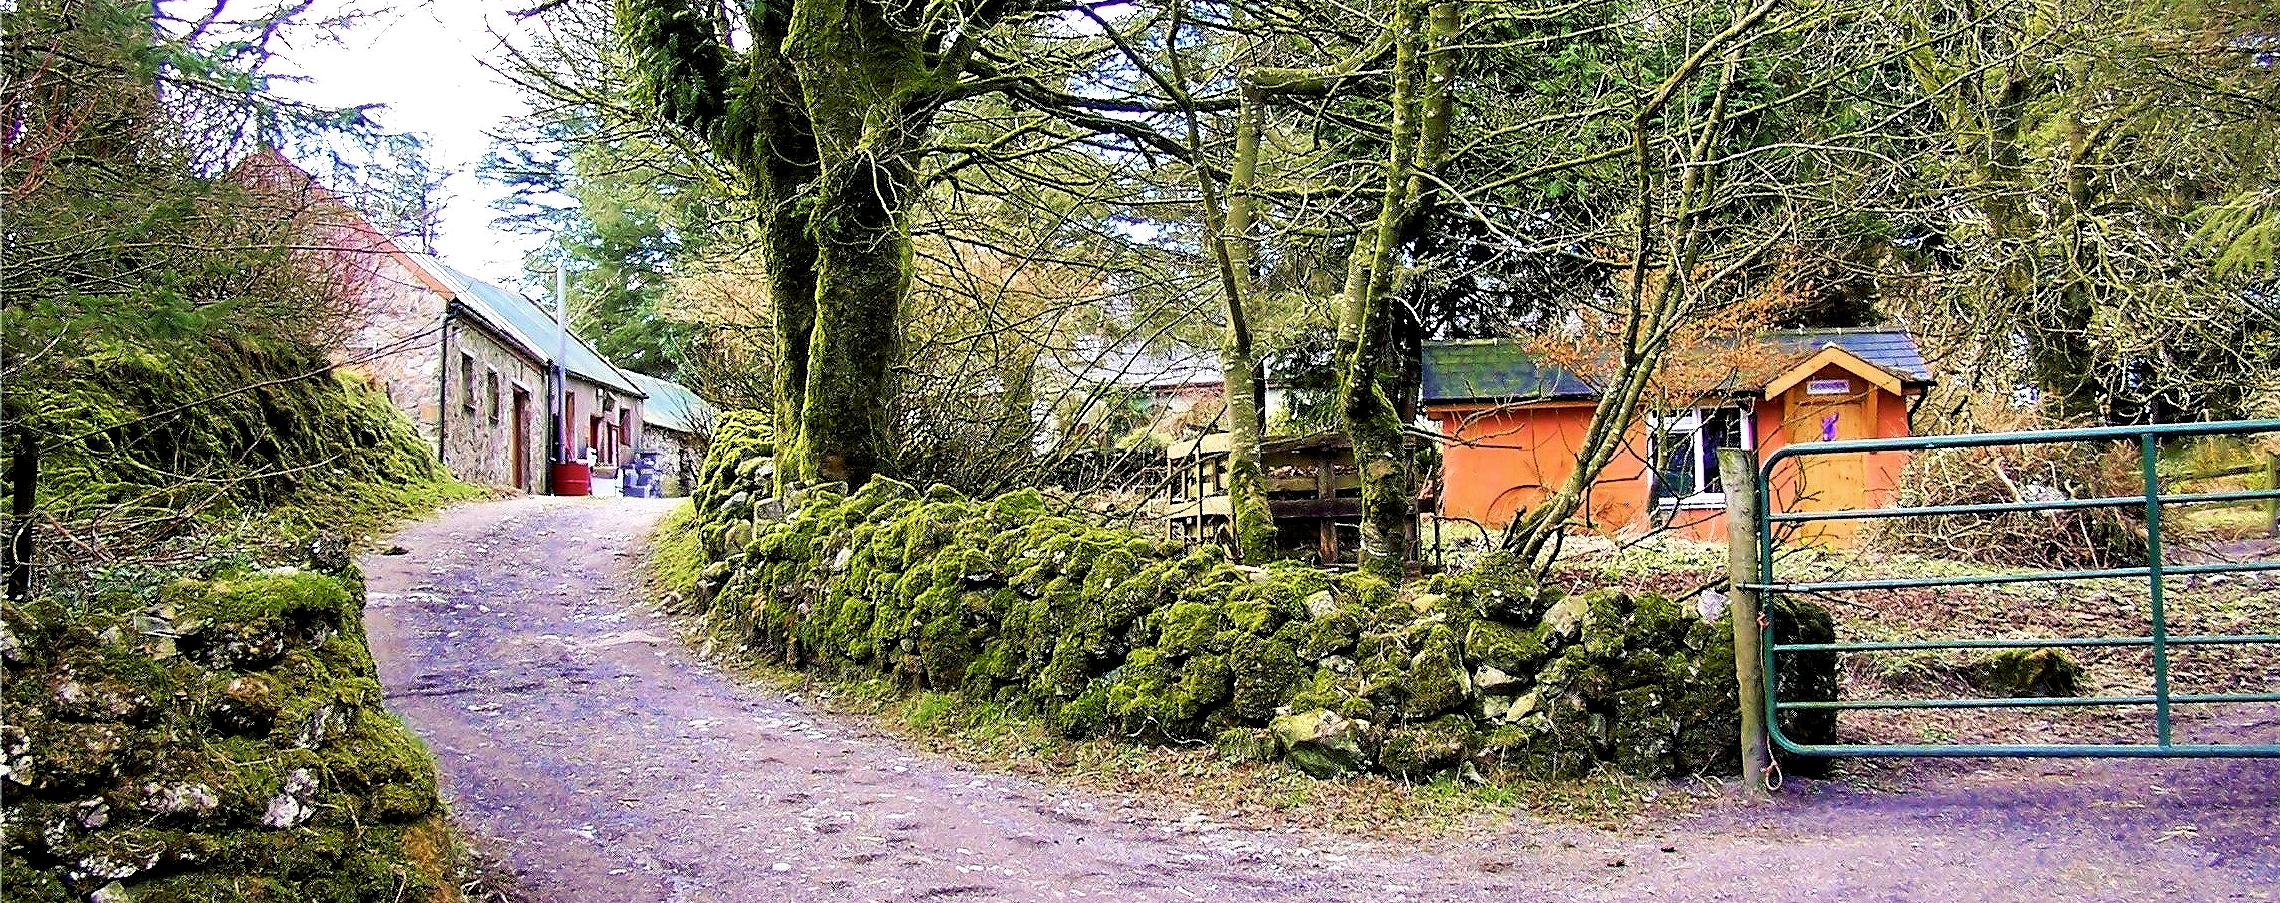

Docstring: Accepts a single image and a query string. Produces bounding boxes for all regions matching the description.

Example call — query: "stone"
[1302,590,1339,620]
[90,881,132,903]
[296,704,350,749]
[1380,717,1475,778]
[1503,690,1543,724]
[1213,727,1279,763]
[260,768,318,829]
[1473,665,1522,695]
[1268,709,1375,778]
[1540,594,1589,643]
[145,782,220,816]
[1966,648,2081,698]
[1406,592,1444,615]
[856,476,917,502]
[1480,694,1512,721]
[1696,590,1727,622]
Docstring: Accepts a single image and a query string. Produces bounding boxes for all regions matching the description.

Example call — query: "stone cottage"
[240,150,648,492]
[624,370,717,496]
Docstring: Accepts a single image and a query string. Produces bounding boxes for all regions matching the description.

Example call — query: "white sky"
[274,2,546,288]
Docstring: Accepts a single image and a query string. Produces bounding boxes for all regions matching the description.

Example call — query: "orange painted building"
[1422,330,1932,544]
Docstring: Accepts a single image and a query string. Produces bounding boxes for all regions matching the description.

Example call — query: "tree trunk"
[621,0,936,491]
[757,120,821,445]
[784,153,914,487]
[1334,0,1455,577]
[1209,83,1278,562]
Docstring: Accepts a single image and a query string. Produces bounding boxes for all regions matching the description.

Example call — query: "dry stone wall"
[2,565,457,902]
[677,417,1838,780]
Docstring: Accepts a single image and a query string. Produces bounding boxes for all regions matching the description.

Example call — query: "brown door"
[511,388,532,492]
[1782,383,1871,544]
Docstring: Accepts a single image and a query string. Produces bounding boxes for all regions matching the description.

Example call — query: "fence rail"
[1732,418,2280,759]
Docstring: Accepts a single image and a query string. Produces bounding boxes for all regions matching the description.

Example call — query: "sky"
[274,2,546,288]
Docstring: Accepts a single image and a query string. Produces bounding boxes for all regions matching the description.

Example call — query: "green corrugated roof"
[624,371,717,436]
[409,255,645,398]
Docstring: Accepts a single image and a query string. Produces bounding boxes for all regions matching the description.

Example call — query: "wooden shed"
[1165,432,1375,564]
[1423,329,1933,545]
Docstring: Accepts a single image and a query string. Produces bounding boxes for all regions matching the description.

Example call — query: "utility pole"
[551,255,569,479]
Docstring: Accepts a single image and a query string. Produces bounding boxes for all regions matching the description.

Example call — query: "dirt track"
[363,496,2279,902]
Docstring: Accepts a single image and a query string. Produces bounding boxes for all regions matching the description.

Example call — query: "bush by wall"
[671,442,1839,781]
[28,333,474,540]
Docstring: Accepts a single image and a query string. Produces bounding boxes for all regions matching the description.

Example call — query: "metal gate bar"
[1745,418,2280,758]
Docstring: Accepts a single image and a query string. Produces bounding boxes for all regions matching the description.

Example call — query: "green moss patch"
[674,452,1841,782]
[1,570,456,901]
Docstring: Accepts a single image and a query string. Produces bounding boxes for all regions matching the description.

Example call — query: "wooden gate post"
[2264,452,2279,538]
[1719,447,1770,798]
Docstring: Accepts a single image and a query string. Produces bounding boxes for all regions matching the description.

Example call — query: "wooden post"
[1719,447,1770,799]
[2265,453,2278,538]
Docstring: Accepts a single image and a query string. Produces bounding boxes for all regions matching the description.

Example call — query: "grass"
[644,501,705,600]
[41,469,484,618]
[670,632,1707,840]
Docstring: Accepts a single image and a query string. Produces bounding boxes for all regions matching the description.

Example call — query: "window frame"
[1648,404,1752,510]
[459,353,478,414]
[485,368,501,424]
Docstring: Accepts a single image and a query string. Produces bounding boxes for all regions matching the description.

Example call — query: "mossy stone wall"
[676,440,1841,781]
[1,567,457,902]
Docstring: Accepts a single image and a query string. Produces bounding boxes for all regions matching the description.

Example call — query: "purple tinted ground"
[363,497,2279,903]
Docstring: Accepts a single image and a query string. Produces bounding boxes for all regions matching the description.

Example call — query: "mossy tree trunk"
[1904,21,2110,426]
[789,151,918,484]
[1188,80,1277,562]
[1333,0,1457,577]
[619,0,986,488]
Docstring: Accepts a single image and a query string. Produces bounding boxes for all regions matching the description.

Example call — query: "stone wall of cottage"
[643,427,705,496]
[561,379,645,477]
[440,321,549,492]
[316,222,449,444]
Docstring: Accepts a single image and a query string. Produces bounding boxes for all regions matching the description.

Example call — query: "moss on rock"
[1966,647,2082,698]
[669,435,1842,782]
[1380,715,1478,779]
[2,570,455,901]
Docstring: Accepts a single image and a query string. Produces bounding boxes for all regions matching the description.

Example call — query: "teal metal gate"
[1746,419,2280,757]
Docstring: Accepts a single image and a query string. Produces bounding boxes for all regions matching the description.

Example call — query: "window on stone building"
[486,369,501,424]
[460,353,477,413]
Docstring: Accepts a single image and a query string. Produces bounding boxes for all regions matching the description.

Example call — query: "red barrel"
[550,462,592,496]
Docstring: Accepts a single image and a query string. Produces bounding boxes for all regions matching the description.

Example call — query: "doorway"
[512,387,533,492]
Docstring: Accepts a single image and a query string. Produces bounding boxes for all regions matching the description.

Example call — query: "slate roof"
[1421,342,1600,402]
[624,371,718,436]
[1053,340,1223,390]
[405,255,646,398]
[1765,329,1933,382]
[1422,328,1931,404]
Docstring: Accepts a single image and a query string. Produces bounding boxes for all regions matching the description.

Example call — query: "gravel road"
[363,496,2279,903]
